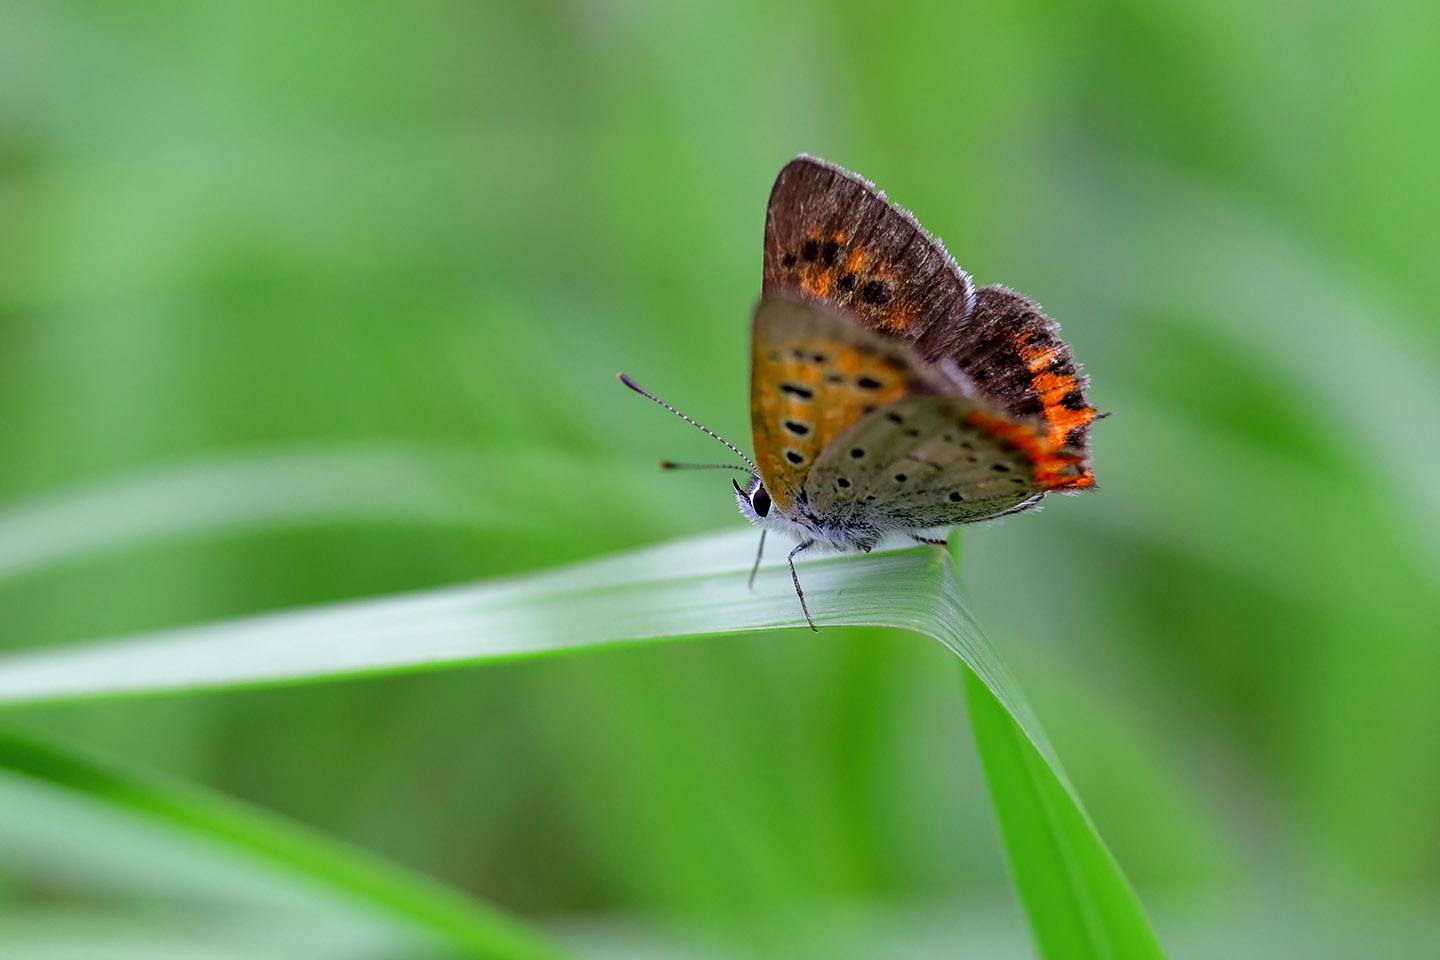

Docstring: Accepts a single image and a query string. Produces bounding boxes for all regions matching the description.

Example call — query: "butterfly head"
[732,475,772,524]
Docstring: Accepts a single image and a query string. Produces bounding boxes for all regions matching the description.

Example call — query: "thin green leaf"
[0,529,1167,958]
[0,532,998,727]
[0,729,569,960]
[965,668,1166,960]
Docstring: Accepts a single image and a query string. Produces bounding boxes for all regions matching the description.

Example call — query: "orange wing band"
[964,410,1095,490]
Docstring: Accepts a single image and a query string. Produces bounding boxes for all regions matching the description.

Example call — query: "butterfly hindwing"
[806,395,1076,529]
[763,156,975,358]
[749,296,956,515]
[944,285,1100,456]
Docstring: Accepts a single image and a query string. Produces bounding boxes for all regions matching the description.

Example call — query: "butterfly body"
[621,155,1101,629]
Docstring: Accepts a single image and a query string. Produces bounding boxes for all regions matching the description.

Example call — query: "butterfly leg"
[747,529,767,590]
[910,534,949,547]
[787,539,818,632]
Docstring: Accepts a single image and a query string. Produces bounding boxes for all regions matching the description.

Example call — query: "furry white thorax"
[733,473,937,553]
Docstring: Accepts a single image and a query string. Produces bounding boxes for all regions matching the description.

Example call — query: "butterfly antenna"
[658,461,754,472]
[617,373,757,473]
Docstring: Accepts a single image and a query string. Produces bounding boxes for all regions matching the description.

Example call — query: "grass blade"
[0,531,948,707]
[0,529,1167,957]
[0,729,569,960]
[965,667,1166,960]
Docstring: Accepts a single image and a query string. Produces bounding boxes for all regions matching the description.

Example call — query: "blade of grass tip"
[0,729,570,960]
[964,667,1166,960]
[0,529,1165,957]
[928,553,1165,958]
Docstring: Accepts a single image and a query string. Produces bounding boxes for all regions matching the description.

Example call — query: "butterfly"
[620,155,1100,630]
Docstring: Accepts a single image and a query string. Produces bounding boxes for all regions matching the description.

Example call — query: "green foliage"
[0,729,568,960]
[2,0,1439,956]
[967,669,1162,960]
[0,510,1161,957]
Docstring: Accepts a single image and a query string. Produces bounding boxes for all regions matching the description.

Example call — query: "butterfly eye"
[750,485,772,518]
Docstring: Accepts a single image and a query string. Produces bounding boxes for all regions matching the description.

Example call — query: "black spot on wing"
[861,279,890,305]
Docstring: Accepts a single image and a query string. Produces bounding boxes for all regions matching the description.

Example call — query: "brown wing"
[943,285,1100,454]
[748,296,957,517]
[807,396,1052,529]
[763,156,975,358]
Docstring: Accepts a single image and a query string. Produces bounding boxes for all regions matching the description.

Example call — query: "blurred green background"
[2,1,1439,957]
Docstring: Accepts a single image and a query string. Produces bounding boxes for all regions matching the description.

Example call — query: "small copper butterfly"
[621,156,1101,630]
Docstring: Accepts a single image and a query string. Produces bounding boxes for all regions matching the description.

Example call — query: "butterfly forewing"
[749,296,957,514]
[763,156,975,358]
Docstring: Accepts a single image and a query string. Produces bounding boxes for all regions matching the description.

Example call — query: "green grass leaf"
[965,668,1165,960]
[0,729,569,960]
[0,527,1166,959]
